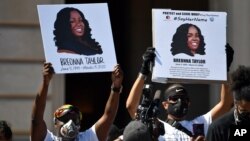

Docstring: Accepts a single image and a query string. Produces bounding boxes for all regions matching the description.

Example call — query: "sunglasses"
[54,106,82,125]
[168,95,189,103]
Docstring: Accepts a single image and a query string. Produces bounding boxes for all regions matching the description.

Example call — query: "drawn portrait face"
[171,23,206,56]
[53,7,103,55]
[187,26,200,54]
[70,10,85,38]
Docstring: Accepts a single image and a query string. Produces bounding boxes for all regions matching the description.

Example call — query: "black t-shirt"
[206,109,235,141]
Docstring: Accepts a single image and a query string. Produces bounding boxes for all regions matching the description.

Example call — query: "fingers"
[145,47,156,58]
[195,136,205,141]
[113,64,123,77]
[225,43,234,53]
[43,62,54,75]
[147,47,155,51]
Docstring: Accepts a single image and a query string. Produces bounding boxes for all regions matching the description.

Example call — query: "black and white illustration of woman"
[170,23,206,56]
[53,7,103,55]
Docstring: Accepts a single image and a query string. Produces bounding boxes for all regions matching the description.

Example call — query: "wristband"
[111,85,123,93]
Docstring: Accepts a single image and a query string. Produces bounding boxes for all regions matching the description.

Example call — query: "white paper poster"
[37,3,117,74]
[152,9,227,83]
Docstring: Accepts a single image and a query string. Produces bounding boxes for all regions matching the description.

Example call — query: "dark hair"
[53,7,102,54]
[0,120,12,140]
[231,65,250,101]
[171,23,206,56]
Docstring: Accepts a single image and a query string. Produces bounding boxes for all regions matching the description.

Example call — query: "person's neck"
[167,114,183,122]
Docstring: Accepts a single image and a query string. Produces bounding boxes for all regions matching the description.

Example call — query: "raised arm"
[210,83,233,121]
[31,63,54,141]
[95,64,123,141]
[126,74,146,119]
[210,43,234,121]
[126,47,156,119]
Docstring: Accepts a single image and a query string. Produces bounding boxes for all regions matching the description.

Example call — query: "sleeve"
[77,124,99,141]
[180,111,212,136]
[43,130,55,141]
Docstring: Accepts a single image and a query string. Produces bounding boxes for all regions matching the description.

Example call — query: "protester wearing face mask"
[163,84,190,120]
[206,65,250,141]
[126,45,234,140]
[53,104,82,140]
[30,62,123,141]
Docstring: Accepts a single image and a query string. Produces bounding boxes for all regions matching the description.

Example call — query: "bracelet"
[111,85,123,93]
[138,73,147,80]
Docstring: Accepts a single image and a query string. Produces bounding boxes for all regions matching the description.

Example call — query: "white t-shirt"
[180,111,212,137]
[158,119,191,141]
[44,124,99,141]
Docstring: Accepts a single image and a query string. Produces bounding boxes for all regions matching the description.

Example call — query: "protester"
[126,45,234,140]
[30,62,123,141]
[206,65,250,141]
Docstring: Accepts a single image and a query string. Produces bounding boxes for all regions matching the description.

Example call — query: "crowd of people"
[3,42,250,141]
[3,10,250,140]
[25,40,250,141]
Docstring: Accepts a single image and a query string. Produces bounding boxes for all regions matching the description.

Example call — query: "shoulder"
[44,130,58,141]
[78,124,99,141]
[159,119,191,140]
[206,112,234,141]
[211,110,234,128]
[180,112,211,126]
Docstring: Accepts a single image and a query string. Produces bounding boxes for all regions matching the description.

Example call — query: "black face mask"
[168,98,189,118]
[237,111,250,125]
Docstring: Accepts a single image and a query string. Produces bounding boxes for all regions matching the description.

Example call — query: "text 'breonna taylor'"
[173,58,206,64]
[60,57,104,66]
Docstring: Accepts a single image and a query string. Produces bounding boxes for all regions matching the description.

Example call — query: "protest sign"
[152,9,227,83]
[37,3,116,73]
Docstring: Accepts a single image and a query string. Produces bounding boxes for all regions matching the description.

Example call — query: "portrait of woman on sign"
[170,23,206,57]
[53,7,103,56]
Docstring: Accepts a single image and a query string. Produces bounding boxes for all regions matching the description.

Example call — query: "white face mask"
[60,120,80,139]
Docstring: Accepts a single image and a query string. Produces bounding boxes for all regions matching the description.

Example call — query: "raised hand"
[225,43,234,72]
[43,62,54,85]
[140,47,156,76]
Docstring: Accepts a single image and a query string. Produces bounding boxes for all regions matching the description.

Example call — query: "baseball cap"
[123,120,152,141]
[164,84,189,101]
[54,104,82,125]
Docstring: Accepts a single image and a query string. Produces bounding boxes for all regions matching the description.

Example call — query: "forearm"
[126,73,146,119]
[32,81,49,121]
[31,80,50,141]
[211,83,233,121]
[96,88,120,141]
[96,64,123,141]
[218,83,234,113]
[221,83,233,106]
[105,90,120,122]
